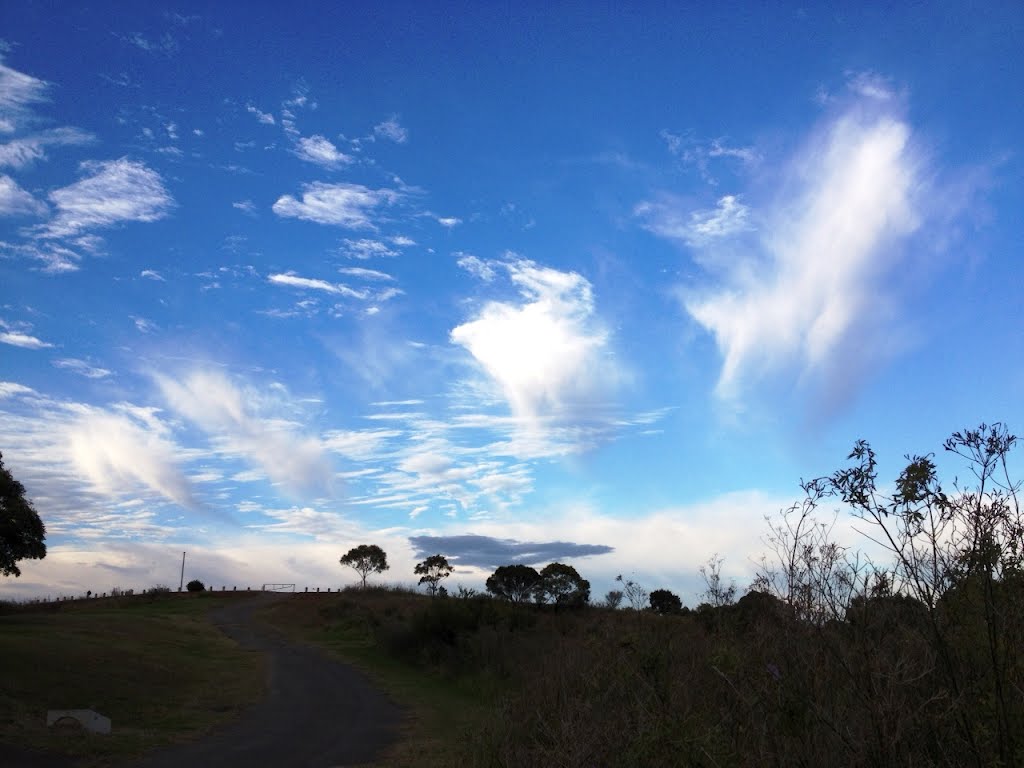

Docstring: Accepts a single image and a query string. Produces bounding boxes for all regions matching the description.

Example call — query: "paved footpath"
[1,594,403,768]
[133,593,403,768]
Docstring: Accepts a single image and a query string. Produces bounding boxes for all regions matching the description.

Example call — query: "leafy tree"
[340,544,389,589]
[414,553,454,596]
[485,564,541,603]
[0,451,46,577]
[186,579,205,592]
[649,588,682,614]
[536,562,590,607]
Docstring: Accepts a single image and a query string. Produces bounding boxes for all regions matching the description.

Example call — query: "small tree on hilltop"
[414,553,454,597]
[0,451,47,577]
[649,588,682,614]
[486,564,541,603]
[186,579,205,592]
[340,544,389,589]
[536,562,590,607]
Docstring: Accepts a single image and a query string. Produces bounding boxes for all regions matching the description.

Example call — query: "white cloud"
[52,358,112,379]
[847,71,895,101]
[41,158,173,238]
[436,215,461,228]
[268,272,368,299]
[246,104,275,125]
[373,115,407,143]
[155,369,334,497]
[451,260,618,423]
[140,269,164,281]
[681,107,921,401]
[0,127,93,168]
[0,60,49,132]
[0,381,35,398]
[66,408,196,508]
[232,199,257,215]
[456,253,496,281]
[272,182,400,229]
[636,194,753,248]
[0,330,52,349]
[294,134,352,168]
[341,238,397,259]
[337,266,394,281]
[0,174,47,216]
[133,317,158,333]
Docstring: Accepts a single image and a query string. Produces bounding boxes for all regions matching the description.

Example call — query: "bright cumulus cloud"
[451,260,619,423]
[272,181,400,228]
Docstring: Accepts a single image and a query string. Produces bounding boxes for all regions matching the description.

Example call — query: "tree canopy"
[340,544,389,589]
[536,562,590,607]
[0,451,46,577]
[414,553,454,596]
[649,588,682,614]
[485,564,541,603]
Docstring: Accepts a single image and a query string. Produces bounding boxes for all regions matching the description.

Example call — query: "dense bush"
[186,579,205,592]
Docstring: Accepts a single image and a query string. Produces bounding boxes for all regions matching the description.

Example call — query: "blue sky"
[2,2,1021,600]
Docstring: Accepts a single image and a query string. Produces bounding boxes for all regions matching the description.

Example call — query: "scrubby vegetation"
[271,423,1024,767]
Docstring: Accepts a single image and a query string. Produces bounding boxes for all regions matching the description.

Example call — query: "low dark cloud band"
[409,534,613,569]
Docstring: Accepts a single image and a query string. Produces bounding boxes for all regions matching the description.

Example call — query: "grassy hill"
[0,592,264,767]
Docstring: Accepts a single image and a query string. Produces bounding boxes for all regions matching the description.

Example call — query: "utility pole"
[179,551,186,592]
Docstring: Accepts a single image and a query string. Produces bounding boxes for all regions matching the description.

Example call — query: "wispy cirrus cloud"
[40,158,173,238]
[650,78,927,407]
[0,59,49,132]
[373,115,407,144]
[246,104,275,125]
[155,369,334,497]
[636,194,753,249]
[456,253,497,281]
[268,271,368,299]
[337,266,394,281]
[272,182,400,229]
[294,134,352,168]
[0,127,93,169]
[66,407,197,508]
[52,358,112,379]
[341,238,397,259]
[1,331,53,349]
[0,174,47,216]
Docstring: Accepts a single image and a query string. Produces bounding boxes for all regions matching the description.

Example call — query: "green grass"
[0,592,265,767]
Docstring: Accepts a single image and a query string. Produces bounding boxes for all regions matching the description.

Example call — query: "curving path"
[132,593,403,768]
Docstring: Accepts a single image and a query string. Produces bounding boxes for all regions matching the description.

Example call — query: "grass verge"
[0,592,265,767]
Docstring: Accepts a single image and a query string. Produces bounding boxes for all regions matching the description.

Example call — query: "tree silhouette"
[649,588,682,614]
[536,562,590,607]
[414,553,454,596]
[485,564,541,603]
[340,544,389,589]
[0,451,46,577]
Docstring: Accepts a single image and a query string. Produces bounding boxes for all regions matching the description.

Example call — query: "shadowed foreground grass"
[0,592,264,767]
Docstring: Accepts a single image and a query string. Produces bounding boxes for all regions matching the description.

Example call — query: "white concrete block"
[46,709,111,734]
